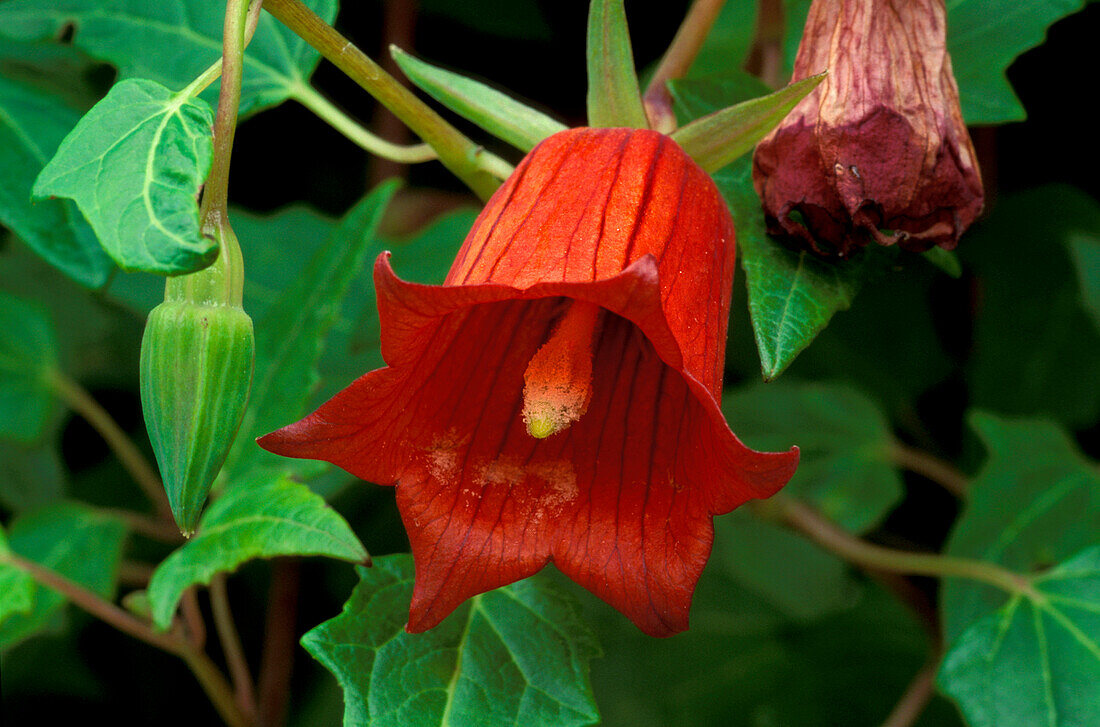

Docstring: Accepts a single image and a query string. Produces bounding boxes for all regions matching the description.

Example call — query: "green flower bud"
[140,219,254,536]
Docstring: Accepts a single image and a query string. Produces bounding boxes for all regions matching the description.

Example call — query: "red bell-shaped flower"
[260,127,798,637]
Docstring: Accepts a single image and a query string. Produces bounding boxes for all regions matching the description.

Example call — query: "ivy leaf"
[946,0,1088,124]
[0,75,111,287]
[0,502,127,650]
[0,0,337,116]
[711,510,860,621]
[0,526,35,629]
[391,46,567,153]
[1068,231,1100,334]
[147,471,368,630]
[941,412,1100,645]
[685,1,759,74]
[224,180,400,481]
[938,545,1100,727]
[669,76,893,379]
[964,186,1100,429]
[0,289,59,444]
[301,554,601,727]
[585,0,647,128]
[33,78,216,274]
[724,381,902,533]
[0,439,65,512]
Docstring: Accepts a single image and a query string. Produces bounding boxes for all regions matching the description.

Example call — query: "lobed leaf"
[0,75,111,287]
[391,47,566,153]
[0,289,59,444]
[941,412,1100,645]
[33,78,215,274]
[585,0,647,129]
[147,470,368,630]
[1068,231,1100,334]
[301,554,601,727]
[223,181,400,481]
[724,380,902,533]
[0,502,127,650]
[963,186,1100,429]
[0,0,338,116]
[939,545,1100,727]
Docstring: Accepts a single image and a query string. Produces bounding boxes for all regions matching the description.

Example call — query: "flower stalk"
[262,0,502,200]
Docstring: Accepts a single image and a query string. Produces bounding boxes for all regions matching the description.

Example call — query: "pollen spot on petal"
[479,456,526,488]
[522,300,603,439]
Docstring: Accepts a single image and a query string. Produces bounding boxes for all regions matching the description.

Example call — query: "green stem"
[262,0,502,200]
[643,0,727,133]
[181,1,265,102]
[290,84,437,163]
[203,0,253,217]
[2,553,248,727]
[889,441,969,497]
[757,498,1034,596]
[210,574,258,722]
[46,369,171,519]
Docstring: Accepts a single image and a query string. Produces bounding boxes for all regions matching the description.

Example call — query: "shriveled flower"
[753,0,984,256]
[260,127,798,637]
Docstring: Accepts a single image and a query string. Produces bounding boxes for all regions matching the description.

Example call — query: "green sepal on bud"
[140,218,254,536]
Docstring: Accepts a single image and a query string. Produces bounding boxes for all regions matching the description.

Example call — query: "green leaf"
[941,412,1100,645]
[964,186,1100,429]
[0,0,337,116]
[0,526,36,629]
[922,246,963,278]
[301,554,601,727]
[0,502,127,650]
[946,0,1088,124]
[1068,231,1100,334]
[585,0,647,129]
[224,181,400,481]
[938,545,1100,727]
[391,46,567,153]
[724,381,902,532]
[0,438,65,512]
[669,76,893,379]
[0,289,58,444]
[0,75,111,287]
[671,73,825,173]
[711,510,860,621]
[33,78,216,274]
[147,471,368,630]
[686,1,759,74]
[587,575,957,727]
[0,35,104,110]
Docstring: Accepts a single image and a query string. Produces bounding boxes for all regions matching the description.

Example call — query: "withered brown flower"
[753,0,984,256]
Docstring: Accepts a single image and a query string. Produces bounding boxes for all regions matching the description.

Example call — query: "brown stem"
[880,650,942,727]
[3,553,248,727]
[106,508,184,543]
[367,0,419,186]
[181,587,208,650]
[118,560,156,588]
[744,0,785,88]
[257,559,301,727]
[262,0,501,200]
[643,0,727,133]
[210,574,258,723]
[889,441,969,498]
[46,369,171,519]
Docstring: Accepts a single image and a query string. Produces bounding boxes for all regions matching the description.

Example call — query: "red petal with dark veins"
[259,127,799,636]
